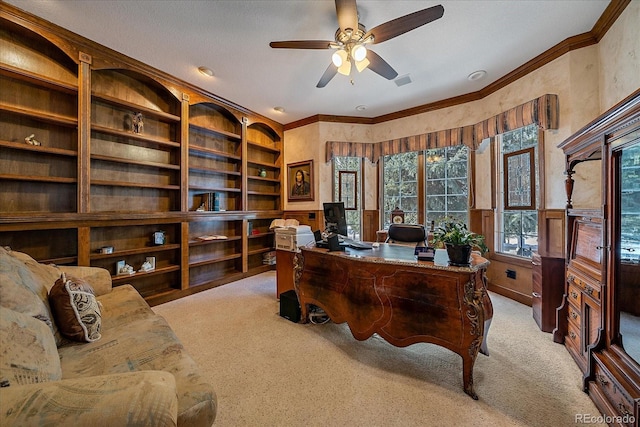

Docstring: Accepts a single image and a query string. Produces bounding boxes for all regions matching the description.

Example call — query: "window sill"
[490,252,533,268]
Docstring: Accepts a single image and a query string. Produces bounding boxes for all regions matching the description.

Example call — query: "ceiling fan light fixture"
[332,49,347,67]
[355,57,370,73]
[338,60,351,76]
[352,44,367,62]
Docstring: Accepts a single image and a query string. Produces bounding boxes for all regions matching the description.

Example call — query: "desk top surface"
[301,243,489,273]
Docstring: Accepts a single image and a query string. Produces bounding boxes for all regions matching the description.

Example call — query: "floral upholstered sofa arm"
[0,371,178,427]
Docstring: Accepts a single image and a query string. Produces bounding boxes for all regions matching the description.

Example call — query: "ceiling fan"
[269,0,444,88]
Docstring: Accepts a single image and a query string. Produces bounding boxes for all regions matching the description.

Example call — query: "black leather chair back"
[386,224,427,245]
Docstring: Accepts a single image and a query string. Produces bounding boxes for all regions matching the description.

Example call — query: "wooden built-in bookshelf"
[0,5,283,305]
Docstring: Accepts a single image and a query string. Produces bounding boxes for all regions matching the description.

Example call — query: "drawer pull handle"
[569,331,577,339]
[596,374,609,387]
[617,402,631,417]
[567,275,575,284]
[571,312,578,320]
[571,291,578,299]
[532,292,541,298]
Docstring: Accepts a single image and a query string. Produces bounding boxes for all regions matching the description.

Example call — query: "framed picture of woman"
[287,160,314,201]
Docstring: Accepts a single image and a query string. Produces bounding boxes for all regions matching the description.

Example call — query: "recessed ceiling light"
[197,66,214,77]
[467,70,487,81]
[355,105,367,111]
[274,106,285,113]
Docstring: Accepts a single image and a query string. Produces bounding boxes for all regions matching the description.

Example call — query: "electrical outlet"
[506,269,517,279]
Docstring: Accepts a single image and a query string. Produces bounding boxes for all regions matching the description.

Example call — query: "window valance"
[325,94,558,163]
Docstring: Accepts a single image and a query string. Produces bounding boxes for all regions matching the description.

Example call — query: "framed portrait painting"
[288,160,314,201]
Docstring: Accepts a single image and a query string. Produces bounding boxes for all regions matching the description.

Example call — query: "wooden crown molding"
[284,0,630,131]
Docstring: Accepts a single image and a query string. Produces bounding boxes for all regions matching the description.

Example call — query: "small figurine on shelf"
[132,112,144,134]
[118,263,134,275]
[259,168,267,178]
[196,203,206,212]
[24,134,41,146]
[138,260,154,272]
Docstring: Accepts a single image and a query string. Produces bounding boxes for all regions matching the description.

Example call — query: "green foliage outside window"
[383,152,418,227]
[498,124,539,258]
[333,156,361,240]
[426,145,469,225]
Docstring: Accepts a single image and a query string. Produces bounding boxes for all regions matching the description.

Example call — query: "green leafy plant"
[430,220,488,254]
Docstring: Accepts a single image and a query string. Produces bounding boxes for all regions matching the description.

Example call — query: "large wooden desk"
[293,244,492,399]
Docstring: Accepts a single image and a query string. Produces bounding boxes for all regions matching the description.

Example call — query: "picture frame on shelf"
[288,160,314,202]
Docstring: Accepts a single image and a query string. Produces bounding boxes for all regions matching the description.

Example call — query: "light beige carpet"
[154,271,605,427]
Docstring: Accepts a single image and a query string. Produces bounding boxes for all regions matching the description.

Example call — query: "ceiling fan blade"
[367,50,398,80]
[270,40,334,49]
[365,4,444,44]
[335,0,358,32]
[317,63,338,88]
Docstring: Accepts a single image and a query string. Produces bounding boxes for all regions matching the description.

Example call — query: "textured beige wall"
[284,122,373,210]
[598,1,640,112]
[283,4,639,214]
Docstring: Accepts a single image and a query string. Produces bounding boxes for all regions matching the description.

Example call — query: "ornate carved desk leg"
[292,252,308,323]
[462,276,485,400]
[480,271,492,356]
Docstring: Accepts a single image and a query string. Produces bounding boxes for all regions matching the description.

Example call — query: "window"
[620,143,640,262]
[333,156,361,240]
[382,152,418,228]
[496,124,539,258]
[425,145,469,225]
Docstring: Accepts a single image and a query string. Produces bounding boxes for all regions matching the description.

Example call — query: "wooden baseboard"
[488,282,532,306]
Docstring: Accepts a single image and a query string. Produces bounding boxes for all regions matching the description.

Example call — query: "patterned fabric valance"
[325,140,379,163]
[325,94,559,163]
[474,94,559,142]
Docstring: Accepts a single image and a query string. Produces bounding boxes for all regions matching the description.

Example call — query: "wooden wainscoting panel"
[539,209,566,258]
[362,210,379,242]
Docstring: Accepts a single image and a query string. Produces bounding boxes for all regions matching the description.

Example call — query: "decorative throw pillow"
[48,273,102,343]
[0,307,62,386]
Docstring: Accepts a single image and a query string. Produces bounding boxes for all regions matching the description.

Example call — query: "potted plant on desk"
[430,220,488,266]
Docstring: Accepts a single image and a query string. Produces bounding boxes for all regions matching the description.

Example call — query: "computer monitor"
[323,202,348,237]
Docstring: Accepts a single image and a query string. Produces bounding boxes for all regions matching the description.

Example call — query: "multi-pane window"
[425,145,469,225]
[382,152,418,228]
[333,156,361,240]
[496,124,539,258]
[620,143,640,262]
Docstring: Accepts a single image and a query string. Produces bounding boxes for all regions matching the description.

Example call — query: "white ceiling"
[6,0,610,125]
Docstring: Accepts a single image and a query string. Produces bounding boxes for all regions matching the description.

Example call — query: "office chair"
[385,224,427,246]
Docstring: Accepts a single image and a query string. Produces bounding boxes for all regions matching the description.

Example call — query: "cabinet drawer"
[567,321,581,351]
[568,282,582,308]
[565,322,585,370]
[532,255,542,294]
[593,360,637,425]
[567,268,601,301]
[567,304,581,327]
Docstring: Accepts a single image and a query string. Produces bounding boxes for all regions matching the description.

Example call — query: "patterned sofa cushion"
[0,307,62,387]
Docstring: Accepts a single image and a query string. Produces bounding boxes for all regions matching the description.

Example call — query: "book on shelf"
[197,192,220,211]
[196,235,228,241]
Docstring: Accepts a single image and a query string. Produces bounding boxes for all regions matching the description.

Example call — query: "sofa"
[0,247,216,426]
